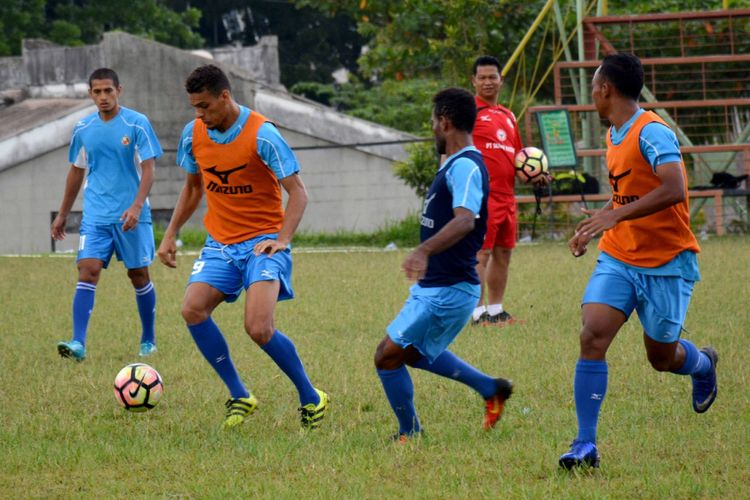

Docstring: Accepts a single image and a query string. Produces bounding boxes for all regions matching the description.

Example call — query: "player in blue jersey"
[374,87,513,442]
[52,68,163,361]
[156,65,327,430]
[559,53,717,469]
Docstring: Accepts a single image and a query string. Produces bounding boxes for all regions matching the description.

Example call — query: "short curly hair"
[598,53,643,101]
[432,87,477,133]
[185,64,231,96]
[88,68,119,88]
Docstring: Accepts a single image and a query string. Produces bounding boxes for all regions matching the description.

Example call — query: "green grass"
[155,214,422,250]
[1,237,749,497]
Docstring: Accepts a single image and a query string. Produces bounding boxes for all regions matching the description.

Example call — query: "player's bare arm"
[402,207,476,280]
[253,173,308,256]
[121,158,155,231]
[51,165,86,241]
[577,162,685,237]
[157,173,203,268]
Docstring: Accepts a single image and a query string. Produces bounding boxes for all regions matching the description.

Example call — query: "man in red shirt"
[470,55,549,325]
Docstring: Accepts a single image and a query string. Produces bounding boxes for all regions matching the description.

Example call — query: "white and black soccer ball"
[514,146,549,183]
[113,363,163,412]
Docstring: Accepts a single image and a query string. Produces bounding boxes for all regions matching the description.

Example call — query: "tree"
[0,0,203,56]
[167,0,365,88]
[296,0,543,86]
[50,0,203,49]
[291,78,439,134]
[0,0,46,56]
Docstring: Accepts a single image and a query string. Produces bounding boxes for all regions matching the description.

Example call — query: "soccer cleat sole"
[559,455,600,470]
[57,343,85,362]
[223,396,258,429]
[693,347,719,414]
[139,343,158,357]
[300,389,329,429]
[471,312,489,326]
[483,378,514,430]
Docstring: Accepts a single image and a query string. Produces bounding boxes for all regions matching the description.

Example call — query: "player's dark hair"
[472,55,501,76]
[185,64,231,96]
[598,53,643,100]
[433,87,477,133]
[88,68,119,88]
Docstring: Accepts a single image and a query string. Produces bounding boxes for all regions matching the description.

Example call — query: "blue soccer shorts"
[387,284,477,362]
[77,220,154,269]
[583,255,695,343]
[187,234,294,303]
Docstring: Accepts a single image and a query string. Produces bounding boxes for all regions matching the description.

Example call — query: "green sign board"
[535,109,577,168]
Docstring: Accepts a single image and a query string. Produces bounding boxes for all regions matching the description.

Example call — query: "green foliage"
[52,0,204,49]
[156,214,422,250]
[291,78,440,199]
[1,237,749,496]
[295,212,421,248]
[298,0,543,86]
[168,0,365,87]
[47,20,83,47]
[292,78,440,135]
[393,141,439,199]
[153,226,207,250]
[0,0,203,56]
[0,0,46,56]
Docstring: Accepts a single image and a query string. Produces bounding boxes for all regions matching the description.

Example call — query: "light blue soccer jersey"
[69,106,162,224]
[610,108,682,169]
[443,146,485,215]
[177,105,300,179]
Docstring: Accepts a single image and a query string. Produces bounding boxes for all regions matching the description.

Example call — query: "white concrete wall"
[0,146,78,254]
[0,32,423,254]
[0,134,419,254]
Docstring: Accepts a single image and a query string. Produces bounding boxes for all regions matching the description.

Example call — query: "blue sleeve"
[446,157,483,215]
[640,122,682,170]
[177,121,198,174]
[68,125,84,166]
[257,122,300,180]
[134,114,163,161]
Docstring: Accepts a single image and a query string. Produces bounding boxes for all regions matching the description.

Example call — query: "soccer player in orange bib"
[158,65,328,430]
[559,53,718,469]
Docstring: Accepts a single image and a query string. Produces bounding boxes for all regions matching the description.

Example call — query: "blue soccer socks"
[573,359,608,444]
[378,366,421,436]
[71,282,96,345]
[135,282,156,346]
[187,317,249,399]
[261,330,319,406]
[674,339,712,377]
[412,350,497,399]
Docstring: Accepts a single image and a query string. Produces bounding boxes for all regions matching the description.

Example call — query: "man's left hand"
[254,239,288,256]
[531,172,553,187]
[402,248,428,281]
[120,205,142,231]
[576,207,619,237]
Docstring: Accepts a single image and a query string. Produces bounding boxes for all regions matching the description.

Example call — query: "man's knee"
[244,320,274,345]
[374,337,403,370]
[646,351,673,372]
[579,325,612,359]
[127,267,150,288]
[181,302,209,325]
[77,262,102,284]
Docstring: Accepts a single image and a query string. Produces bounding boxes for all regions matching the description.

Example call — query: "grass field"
[1,237,748,498]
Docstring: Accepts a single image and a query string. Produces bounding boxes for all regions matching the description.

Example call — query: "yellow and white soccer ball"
[113,363,163,412]
[514,146,549,183]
